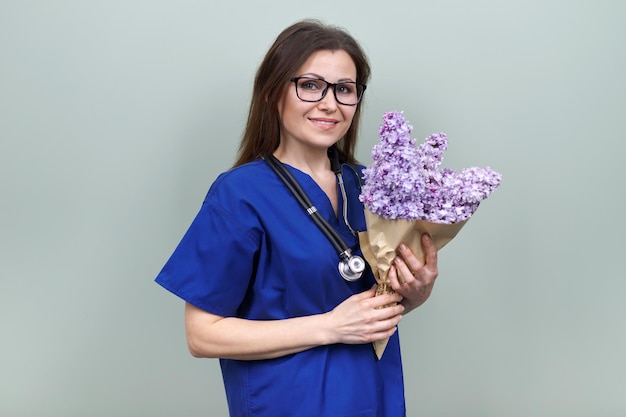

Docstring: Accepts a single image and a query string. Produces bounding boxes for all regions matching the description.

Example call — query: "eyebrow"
[298,73,356,83]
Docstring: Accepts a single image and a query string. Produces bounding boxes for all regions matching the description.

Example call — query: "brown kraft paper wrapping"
[358,208,468,359]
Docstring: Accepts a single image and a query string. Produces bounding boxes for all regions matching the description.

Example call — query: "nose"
[317,87,338,112]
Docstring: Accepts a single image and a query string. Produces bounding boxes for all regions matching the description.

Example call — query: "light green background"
[2,1,625,416]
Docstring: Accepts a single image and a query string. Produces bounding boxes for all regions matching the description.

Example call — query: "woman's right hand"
[324,285,404,345]
[184,286,404,361]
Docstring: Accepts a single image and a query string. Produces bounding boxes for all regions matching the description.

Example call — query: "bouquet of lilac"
[360,111,501,222]
[358,111,501,359]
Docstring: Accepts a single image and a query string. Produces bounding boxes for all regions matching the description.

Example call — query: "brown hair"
[232,19,371,167]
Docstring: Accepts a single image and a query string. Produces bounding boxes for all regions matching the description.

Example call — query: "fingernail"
[399,244,407,251]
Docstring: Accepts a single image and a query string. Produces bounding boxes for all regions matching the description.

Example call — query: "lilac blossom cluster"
[359,111,501,223]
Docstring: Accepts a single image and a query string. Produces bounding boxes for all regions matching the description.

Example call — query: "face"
[276,49,358,155]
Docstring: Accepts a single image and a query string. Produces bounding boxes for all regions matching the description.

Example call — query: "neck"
[272,146,332,178]
[273,145,339,216]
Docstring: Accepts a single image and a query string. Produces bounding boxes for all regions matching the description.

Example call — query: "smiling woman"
[154,19,440,417]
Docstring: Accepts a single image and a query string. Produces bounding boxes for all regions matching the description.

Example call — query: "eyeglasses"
[290,77,367,106]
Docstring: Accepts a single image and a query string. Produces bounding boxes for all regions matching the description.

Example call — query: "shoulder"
[202,159,290,223]
[212,159,271,186]
[206,159,274,200]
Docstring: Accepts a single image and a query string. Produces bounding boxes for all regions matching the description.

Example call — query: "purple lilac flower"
[359,111,502,223]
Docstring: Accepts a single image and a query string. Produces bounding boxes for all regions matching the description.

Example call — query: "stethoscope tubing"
[264,154,349,259]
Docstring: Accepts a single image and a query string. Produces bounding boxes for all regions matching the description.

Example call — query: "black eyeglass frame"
[289,77,367,106]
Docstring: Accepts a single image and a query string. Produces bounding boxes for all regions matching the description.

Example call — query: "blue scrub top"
[156,159,406,417]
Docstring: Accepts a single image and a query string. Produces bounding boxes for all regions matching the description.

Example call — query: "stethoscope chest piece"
[338,253,365,282]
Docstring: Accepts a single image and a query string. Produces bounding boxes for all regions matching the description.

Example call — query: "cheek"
[276,96,286,122]
[343,107,358,124]
[276,86,296,120]
[278,93,305,122]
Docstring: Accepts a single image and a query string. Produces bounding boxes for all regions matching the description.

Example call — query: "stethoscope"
[263,148,366,282]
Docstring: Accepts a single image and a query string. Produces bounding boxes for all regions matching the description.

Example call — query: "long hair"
[233,20,371,167]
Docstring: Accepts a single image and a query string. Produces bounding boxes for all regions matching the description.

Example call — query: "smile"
[309,118,339,128]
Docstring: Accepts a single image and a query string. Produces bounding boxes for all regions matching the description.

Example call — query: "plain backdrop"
[1,1,625,416]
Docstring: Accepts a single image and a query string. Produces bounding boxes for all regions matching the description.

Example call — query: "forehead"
[295,49,357,80]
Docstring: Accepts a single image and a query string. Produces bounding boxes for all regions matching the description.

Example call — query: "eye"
[336,82,357,96]
[298,78,324,91]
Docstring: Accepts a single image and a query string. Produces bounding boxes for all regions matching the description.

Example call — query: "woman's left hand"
[387,233,439,314]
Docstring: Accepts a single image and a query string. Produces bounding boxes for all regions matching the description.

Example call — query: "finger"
[397,243,423,275]
[422,234,438,267]
[368,325,399,343]
[376,302,405,319]
[388,265,412,296]
[369,291,403,308]
[393,256,415,285]
[376,311,404,330]
[388,265,403,289]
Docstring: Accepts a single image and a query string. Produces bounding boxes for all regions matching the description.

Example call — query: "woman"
[155,19,439,417]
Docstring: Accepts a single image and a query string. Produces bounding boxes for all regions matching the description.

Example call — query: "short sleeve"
[155,199,261,317]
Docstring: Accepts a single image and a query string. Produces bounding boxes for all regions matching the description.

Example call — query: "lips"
[309,117,339,129]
